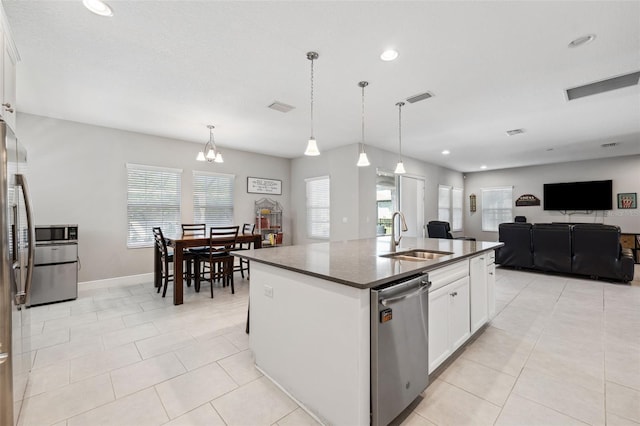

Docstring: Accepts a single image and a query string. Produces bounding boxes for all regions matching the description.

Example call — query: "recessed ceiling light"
[83,0,113,16]
[441,150,450,155]
[480,165,487,170]
[568,34,596,48]
[380,50,399,61]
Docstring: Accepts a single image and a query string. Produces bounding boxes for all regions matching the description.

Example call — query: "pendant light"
[394,102,406,174]
[356,81,371,167]
[196,125,224,163]
[304,51,320,156]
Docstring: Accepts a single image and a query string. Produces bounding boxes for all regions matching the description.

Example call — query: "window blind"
[438,185,451,223]
[452,187,463,231]
[127,164,182,248]
[306,176,330,239]
[193,171,235,228]
[481,186,513,232]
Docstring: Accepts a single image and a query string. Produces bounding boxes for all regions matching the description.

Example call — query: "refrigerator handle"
[15,174,35,306]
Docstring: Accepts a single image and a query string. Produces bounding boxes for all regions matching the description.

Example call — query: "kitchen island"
[234,237,502,425]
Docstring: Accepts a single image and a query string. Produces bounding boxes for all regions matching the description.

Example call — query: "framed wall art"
[617,193,637,209]
[247,177,282,195]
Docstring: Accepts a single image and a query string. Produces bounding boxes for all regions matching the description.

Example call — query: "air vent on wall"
[566,71,640,101]
[601,142,618,148]
[506,128,525,136]
[268,101,295,113]
[406,91,434,104]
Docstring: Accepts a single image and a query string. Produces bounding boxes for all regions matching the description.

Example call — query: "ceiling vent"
[566,71,640,101]
[506,128,525,136]
[406,91,434,104]
[601,142,618,148]
[268,101,295,113]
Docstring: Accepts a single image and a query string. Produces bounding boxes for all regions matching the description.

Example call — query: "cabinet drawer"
[429,260,469,292]
[486,250,495,265]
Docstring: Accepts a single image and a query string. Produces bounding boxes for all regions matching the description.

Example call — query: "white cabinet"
[470,252,496,334]
[428,275,470,373]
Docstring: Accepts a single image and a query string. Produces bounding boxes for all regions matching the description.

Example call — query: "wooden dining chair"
[181,223,206,288]
[200,226,239,297]
[234,223,255,279]
[153,227,174,297]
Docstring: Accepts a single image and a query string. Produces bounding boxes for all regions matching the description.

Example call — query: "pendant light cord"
[310,57,314,138]
[361,84,365,150]
[397,102,404,160]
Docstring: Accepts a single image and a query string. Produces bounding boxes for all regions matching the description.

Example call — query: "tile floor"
[13,266,640,425]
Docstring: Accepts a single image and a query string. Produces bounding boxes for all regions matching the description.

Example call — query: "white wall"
[290,143,464,245]
[18,113,291,282]
[464,155,640,241]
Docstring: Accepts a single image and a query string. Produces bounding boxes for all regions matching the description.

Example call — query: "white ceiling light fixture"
[568,34,596,48]
[356,81,370,167]
[304,51,320,156]
[480,165,487,170]
[82,0,113,17]
[394,102,406,174]
[380,49,399,61]
[442,150,450,155]
[196,125,224,163]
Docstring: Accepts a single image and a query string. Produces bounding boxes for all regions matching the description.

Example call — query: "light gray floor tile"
[18,374,114,426]
[156,362,238,419]
[212,376,297,426]
[277,407,322,426]
[66,388,168,426]
[70,317,126,341]
[164,403,226,426]
[33,336,104,369]
[606,382,640,424]
[23,360,70,399]
[102,322,159,350]
[110,352,186,398]
[135,329,197,359]
[28,328,69,351]
[512,367,605,425]
[607,412,640,426]
[174,335,240,371]
[69,342,141,382]
[495,394,588,426]
[413,379,501,426]
[218,349,263,386]
[461,326,535,377]
[438,356,516,406]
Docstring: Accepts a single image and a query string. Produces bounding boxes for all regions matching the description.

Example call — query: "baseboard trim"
[79,273,154,288]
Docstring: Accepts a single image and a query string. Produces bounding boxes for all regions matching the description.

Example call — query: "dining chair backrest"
[182,223,206,237]
[209,226,239,253]
[242,223,255,235]
[153,227,171,263]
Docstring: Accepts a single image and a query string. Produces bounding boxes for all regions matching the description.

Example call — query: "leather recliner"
[427,220,453,238]
[496,223,534,268]
[532,223,573,274]
[572,224,634,282]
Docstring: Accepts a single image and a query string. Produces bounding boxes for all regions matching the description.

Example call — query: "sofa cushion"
[532,224,572,273]
[572,224,634,281]
[496,223,534,268]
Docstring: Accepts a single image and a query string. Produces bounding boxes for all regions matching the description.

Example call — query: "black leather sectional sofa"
[496,222,634,282]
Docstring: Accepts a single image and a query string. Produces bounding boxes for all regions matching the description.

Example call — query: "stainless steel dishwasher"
[371,273,430,426]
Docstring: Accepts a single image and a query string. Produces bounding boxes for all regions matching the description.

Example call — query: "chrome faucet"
[390,211,408,252]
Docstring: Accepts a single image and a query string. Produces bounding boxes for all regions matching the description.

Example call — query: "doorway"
[399,175,425,238]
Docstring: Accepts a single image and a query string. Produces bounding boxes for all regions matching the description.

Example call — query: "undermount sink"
[380,249,454,261]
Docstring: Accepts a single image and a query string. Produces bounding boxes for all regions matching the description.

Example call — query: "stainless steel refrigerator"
[0,119,34,425]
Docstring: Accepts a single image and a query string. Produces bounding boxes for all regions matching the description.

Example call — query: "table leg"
[174,242,184,305]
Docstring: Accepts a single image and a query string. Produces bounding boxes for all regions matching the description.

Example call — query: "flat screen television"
[543,180,613,211]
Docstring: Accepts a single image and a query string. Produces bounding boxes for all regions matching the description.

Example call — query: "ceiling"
[4,1,640,172]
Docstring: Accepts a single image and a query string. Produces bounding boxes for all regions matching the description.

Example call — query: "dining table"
[157,233,262,305]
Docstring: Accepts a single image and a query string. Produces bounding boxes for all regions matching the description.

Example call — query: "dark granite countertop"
[233,237,503,289]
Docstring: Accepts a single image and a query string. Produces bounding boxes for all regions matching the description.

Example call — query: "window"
[376,170,397,236]
[193,171,234,228]
[127,164,181,248]
[481,186,513,232]
[306,176,330,239]
[438,185,463,231]
[438,185,451,223]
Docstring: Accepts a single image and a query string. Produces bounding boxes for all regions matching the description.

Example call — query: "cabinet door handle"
[489,272,494,275]
[2,103,11,108]
[450,291,458,297]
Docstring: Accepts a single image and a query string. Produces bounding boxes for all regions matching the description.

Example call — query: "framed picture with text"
[247,177,282,195]
[617,193,637,209]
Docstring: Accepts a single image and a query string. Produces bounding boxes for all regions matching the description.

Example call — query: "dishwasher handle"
[380,280,431,307]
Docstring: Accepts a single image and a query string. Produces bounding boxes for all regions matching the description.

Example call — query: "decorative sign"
[469,194,477,212]
[247,177,282,195]
[617,193,637,209]
[515,194,541,207]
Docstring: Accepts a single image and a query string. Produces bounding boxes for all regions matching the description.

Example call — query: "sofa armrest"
[620,250,635,282]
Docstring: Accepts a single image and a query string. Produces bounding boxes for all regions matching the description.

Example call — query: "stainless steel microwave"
[35,225,78,243]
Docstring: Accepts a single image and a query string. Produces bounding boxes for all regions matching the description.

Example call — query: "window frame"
[192,171,235,229]
[481,186,514,232]
[438,185,463,231]
[306,176,330,240]
[126,163,182,249]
